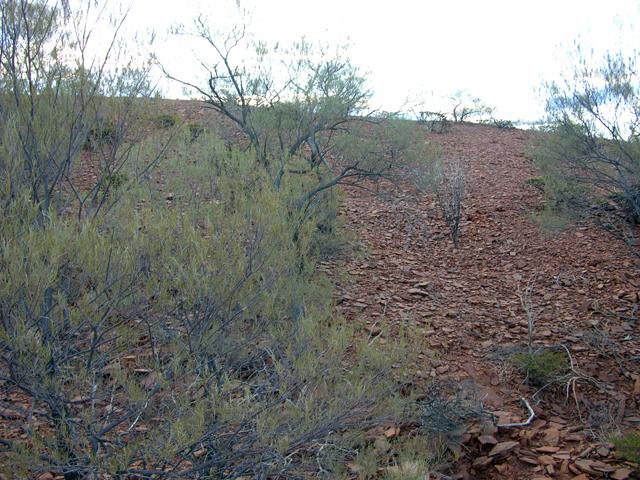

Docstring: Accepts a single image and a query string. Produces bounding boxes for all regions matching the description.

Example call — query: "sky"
[122,0,639,123]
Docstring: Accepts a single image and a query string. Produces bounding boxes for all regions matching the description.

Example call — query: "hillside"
[1,99,639,479]
[328,122,640,479]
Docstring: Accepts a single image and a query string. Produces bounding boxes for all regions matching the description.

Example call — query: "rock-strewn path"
[326,123,640,479]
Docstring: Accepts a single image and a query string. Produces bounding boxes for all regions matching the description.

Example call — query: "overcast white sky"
[125,0,639,122]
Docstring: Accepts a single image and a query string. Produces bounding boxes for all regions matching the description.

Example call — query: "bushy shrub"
[153,113,180,128]
[431,158,467,248]
[0,0,154,223]
[612,431,640,463]
[511,348,570,386]
[85,120,120,150]
[0,131,423,478]
[187,122,206,142]
[534,49,640,242]
[165,25,433,209]
[0,4,444,477]
[489,118,515,129]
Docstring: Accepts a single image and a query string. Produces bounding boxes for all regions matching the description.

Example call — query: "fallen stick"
[497,397,535,428]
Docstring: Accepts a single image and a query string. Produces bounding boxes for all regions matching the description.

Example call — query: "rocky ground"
[324,123,640,479]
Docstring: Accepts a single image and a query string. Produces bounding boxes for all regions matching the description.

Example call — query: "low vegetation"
[1,0,637,478]
[432,158,467,248]
[534,47,640,244]
[510,349,570,387]
[612,431,640,463]
[0,1,458,478]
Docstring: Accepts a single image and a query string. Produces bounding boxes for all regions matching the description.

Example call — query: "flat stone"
[611,468,632,480]
[472,456,493,468]
[407,288,429,297]
[543,427,560,446]
[489,441,519,457]
[536,446,560,453]
[574,459,597,475]
[478,434,498,445]
[537,455,555,465]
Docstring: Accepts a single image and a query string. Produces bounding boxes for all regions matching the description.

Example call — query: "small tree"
[433,157,466,248]
[418,110,451,133]
[163,19,428,213]
[449,90,493,123]
[0,0,155,223]
[535,48,640,243]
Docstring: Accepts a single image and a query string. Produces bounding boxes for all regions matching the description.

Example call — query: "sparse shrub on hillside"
[153,113,180,128]
[448,90,494,123]
[489,118,515,129]
[511,348,570,387]
[419,111,451,133]
[432,157,467,248]
[535,47,640,245]
[612,431,640,463]
[164,22,432,217]
[0,0,156,223]
[187,122,206,141]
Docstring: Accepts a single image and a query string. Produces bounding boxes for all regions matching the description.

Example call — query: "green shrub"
[187,122,206,141]
[490,118,515,129]
[153,113,180,128]
[535,50,640,238]
[525,176,546,192]
[85,121,119,150]
[612,431,640,463]
[100,171,129,193]
[0,5,443,475]
[0,132,423,478]
[511,348,569,386]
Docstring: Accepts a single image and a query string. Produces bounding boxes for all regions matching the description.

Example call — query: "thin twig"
[497,397,535,428]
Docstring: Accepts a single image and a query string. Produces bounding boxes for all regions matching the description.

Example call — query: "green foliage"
[187,122,206,142]
[511,348,570,386]
[167,27,434,208]
[0,0,154,223]
[525,176,546,190]
[85,120,120,150]
[0,128,424,478]
[0,5,442,477]
[153,113,180,128]
[612,431,640,463]
[489,118,515,129]
[534,49,640,239]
